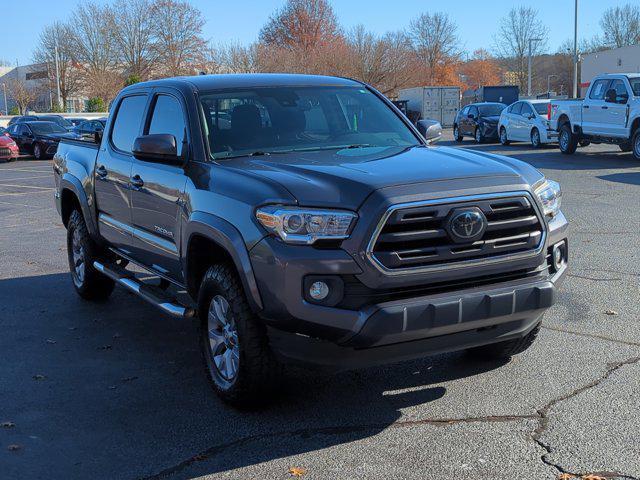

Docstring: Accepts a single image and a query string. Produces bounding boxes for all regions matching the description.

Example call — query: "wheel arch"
[183,212,263,312]
[630,116,640,138]
[59,174,98,236]
[557,114,571,130]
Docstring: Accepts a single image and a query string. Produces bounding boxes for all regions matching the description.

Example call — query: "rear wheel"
[198,263,281,407]
[499,127,510,145]
[453,125,463,142]
[530,128,541,148]
[467,322,541,360]
[67,210,115,301]
[559,124,578,154]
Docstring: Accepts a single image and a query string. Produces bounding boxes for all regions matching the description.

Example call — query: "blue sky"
[2,0,631,66]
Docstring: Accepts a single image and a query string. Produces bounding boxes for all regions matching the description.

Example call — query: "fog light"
[309,281,330,301]
[552,242,565,270]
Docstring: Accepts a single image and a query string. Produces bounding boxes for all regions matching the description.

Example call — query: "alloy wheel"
[475,129,481,143]
[207,295,240,382]
[531,130,540,148]
[500,128,507,144]
[71,227,85,288]
[634,134,640,158]
[560,130,569,150]
[34,144,41,159]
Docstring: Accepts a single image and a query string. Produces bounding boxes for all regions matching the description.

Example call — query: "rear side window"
[510,103,523,115]
[589,80,609,100]
[147,95,187,156]
[111,95,147,153]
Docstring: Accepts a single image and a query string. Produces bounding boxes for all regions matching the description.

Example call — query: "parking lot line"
[0,183,55,190]
[0,190,54,197]
[0,174,54,182]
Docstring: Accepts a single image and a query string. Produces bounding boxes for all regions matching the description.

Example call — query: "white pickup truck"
[549,73,640,160]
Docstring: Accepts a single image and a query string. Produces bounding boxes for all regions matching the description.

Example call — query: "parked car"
[0,135,19,162]
[53,74,567,406]
[498,99,558,148]
[5,121,80,159]
[73,118,106,137]
[549,73,640,159]
[66,117,88,126]
[453,102,506,143]
[0,126,9,136]
[9,114,75,131]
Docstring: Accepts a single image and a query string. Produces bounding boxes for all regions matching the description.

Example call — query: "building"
[0,63,88,114]
[581,44,640,95]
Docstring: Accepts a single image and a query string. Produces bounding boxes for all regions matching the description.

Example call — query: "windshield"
[532,103,549,115]
[478,104,506,116]
[199,86,419,159]
[629,77,640,96]
[30,122,67,134]
[42,116,73,128]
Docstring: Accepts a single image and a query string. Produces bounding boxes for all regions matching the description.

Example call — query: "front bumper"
[480,123,499,139]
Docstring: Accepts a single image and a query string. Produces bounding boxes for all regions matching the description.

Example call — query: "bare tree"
[600,4,640,48]
[212,43,261,74]
[494,7,548,92]
[259,0,341,51]
[346,26,413,96]
[4,76,40,114]
[409,12,460,84]
[71,1,122,103]
[150,0,207,77]
[33,21,84,109]
[108,0,157,80]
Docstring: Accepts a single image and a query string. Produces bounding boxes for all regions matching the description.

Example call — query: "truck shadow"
[0,272,507,480]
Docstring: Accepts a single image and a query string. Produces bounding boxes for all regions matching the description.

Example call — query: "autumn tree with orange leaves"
[460,49,502,89]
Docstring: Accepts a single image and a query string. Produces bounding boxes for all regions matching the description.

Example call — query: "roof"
[124,73,363,93]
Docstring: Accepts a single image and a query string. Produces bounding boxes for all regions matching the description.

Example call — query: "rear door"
[94,93,148,252]
[519,103,535,140]
[129,89,188,281]
[506,102,523,140]
[582,79,610,135]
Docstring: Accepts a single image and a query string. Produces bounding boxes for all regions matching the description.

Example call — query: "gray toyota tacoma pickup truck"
[53,74,568,405]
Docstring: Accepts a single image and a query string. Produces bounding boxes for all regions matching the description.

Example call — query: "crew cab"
[549,73,640,159]
[53,74,568,406]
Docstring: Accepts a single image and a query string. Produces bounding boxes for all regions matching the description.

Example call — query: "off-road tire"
[499,127,510,146]
[67,209,115,301]
[198,263,281,407]
[632,129,640,160]
[559,124,578,154]
[467,322,541,360]
[453,125,463,142]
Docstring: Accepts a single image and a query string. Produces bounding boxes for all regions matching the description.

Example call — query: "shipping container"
[397,86,461,127]
[462,85,519,106]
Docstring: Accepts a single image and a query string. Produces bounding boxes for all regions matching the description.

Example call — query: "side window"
[110,95,148,153]
[18,125,28,135]
[469,106,479,118]
[511,102,523,115]
[520,103,534,117]
[460,106,469,116]
[610,80,628,102]
[589,80,609,100]
[147,95,187,156]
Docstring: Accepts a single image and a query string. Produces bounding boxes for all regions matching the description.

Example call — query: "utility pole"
[547,75,558,96]
[572,0,579,98]
[528,38,542,96]
[54,35,62,111]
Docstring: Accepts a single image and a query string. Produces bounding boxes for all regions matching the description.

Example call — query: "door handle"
[582,105,589,109]
[601,106,608,109]
[96,165,108,178]
[130,175,144,189]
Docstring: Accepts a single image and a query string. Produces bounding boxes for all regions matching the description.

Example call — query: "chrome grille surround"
[366,192,547,276]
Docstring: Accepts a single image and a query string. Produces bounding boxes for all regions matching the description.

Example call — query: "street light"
[528,37,542,96]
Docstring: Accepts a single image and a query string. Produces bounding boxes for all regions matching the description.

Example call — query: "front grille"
[369,194,544,273]
[0,147,11,157]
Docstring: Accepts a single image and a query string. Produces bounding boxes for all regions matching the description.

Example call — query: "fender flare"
[60,174,98,237]
[183,211,263,312]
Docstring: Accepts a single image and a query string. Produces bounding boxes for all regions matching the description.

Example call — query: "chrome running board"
[93,261,196,319]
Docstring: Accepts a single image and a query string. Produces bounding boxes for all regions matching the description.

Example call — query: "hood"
[480,115,500,123]
[219,145,542,210]
[39,132,80,142]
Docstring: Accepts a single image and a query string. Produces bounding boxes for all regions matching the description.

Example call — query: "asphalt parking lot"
[1,134,639,480]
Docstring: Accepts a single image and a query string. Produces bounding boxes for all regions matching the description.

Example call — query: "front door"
[129,91,188,281]
[604,79,631,138]
[94,94,148,253]
[582,79,610,136]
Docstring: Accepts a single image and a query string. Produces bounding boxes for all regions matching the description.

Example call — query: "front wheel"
[558,124,578,154]
[453,125,463,142]
[632,129,640,160]
[467,322,541,360]
[67,210,115,301]
[530,128,542,149]
[475,128,484,144]
[33,143,43,160]
[499,127,510,145]
[198,263,281,406]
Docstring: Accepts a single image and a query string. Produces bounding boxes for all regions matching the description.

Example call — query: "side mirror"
[94,128,103,145]
[467,113,475,119]
[416,119,442,144]
[604,88,617,103]
[132,134,180,163]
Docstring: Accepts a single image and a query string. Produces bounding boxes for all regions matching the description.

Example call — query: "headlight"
[256,206,357,245]
[535,179,562,217]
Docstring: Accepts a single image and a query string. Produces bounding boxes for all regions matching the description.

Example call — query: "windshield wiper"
[215,150,272,160]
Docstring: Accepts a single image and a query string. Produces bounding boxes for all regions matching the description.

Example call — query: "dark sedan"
[9,114,75,131]
[5,121,80,159]
[453,102,506,143]
[73,118,106,137]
